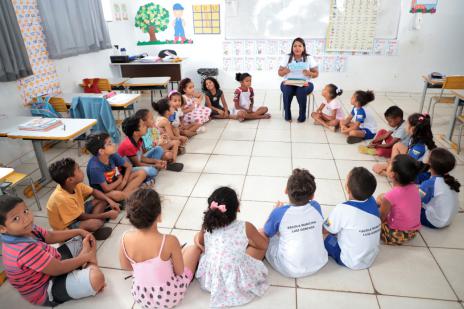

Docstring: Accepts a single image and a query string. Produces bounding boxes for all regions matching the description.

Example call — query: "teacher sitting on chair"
[278,37,319,122]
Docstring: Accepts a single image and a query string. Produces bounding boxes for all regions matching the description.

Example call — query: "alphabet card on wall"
[135,2,193,45]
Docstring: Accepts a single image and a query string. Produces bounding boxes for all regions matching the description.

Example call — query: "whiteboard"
[225,0,401,40]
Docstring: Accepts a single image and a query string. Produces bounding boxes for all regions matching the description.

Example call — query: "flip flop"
[347,136,364,144]
[93,226,113,241]
[167,162,184,172]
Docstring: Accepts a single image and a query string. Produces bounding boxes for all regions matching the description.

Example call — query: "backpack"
[30,96,62,118]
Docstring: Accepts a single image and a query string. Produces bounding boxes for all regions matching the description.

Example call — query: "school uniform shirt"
[87,154,126,191]
[47,183,93,230]
[280,55,318,82]
[351,107,377,133]
[408,141,428,162]
[384,184,422,231]
[264,201,328,278]
[1,225,61,305]
[420,176,459,228]
[323,197,381,270]
[321,98,345,120]
[391,121,410,145]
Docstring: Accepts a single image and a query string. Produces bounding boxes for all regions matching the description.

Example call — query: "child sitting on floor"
[262,168,327,278]
[202,77,234,119]
[168,90,199,139]
[340,90,377,144]
[1,195,105,306]
[359,106,409,157]
[233,73,270,121]
[179,77,211,127]
[47,158,119,240]
[119,188,201,309]
[311,83,344,131]
[195,187,269,307]
[377,155,421,245]
[86,133,146,201]
[420,148,460,229]
[323,167,381,269]
[119,115,184,174]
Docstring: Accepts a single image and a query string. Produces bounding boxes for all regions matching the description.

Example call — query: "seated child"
[195,187,269,307]
[168,90,199,138]
[373,113,436,179]
[86,133,146,201]
[377,154,421,245]
[262,168,327,278]
[202,77,234,119]
[323,167,381,269]
[119,188,201,309]
[47,158,119,239]
[0,195,105,306]
[119,115,184,174]
[311,83,344,131]
[420,148,460,229]
[340,90,377,144]
[152,98,185,163]
[359,106,409,157]
[135,108,178,163]
[178,77,211,127]
[233,72,270,121]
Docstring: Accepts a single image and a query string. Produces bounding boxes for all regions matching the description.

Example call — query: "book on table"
[18,118,63,131]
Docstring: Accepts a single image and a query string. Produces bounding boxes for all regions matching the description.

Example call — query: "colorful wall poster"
[192,4,220,34]
[13,0,61,105]
[410,0,438,13]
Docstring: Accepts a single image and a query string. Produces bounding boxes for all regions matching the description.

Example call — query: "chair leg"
[77,140,81,157]
[430,100,437,124]
[458,123,464,154]
[280,93,284,118]
[29,176,41,210]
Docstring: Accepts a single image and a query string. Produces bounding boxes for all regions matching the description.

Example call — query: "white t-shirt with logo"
[351,106,377,133]
[280,55,318,82]
[264,201,328,278]
[322,98,345,120]
[323,197,381,270]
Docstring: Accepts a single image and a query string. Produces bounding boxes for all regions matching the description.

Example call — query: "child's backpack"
[30,96,62,118]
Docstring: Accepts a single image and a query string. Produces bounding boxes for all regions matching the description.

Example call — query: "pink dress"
[182,95,211,125]
[121,233,193,309]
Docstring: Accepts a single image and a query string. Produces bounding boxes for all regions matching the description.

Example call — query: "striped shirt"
[2,225,61,305]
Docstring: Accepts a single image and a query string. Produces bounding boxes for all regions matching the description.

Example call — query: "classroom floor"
[1,89,464,309]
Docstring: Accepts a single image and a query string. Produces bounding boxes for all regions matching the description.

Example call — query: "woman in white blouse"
[278,37,319,122]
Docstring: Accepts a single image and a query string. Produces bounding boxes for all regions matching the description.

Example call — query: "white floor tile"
[185,138,217,154]
[176,154,210,173]
[293,158,339,180]
[242,176,288,203]
[194,127,224,140]
[297,289,379,309]
[221,127,257,141]
[314,179,346,205]
[330,144,377,161]
[213,140,254,156]
[248,157,292,177]
[256,128,291,142]
[191,173,245,198]
[430,248,464,300]
[291,127,328,143]
[377,295,462,309]
[170,228,198,247]
[335,159,390,182]
[420,214,464,249]
[175,197,206,230]
[253,141,292,158]
[204,155,250,175]
[238,200,275,229]
[292,142,333,159]
[154,171,200,196]
[240,286,296,309]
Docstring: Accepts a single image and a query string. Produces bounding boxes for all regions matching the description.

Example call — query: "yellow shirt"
[47,183,93,230]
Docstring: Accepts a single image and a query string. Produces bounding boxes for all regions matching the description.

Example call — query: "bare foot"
[263,113,271,119]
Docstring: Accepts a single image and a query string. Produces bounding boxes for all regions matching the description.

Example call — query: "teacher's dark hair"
[288,37,308,64]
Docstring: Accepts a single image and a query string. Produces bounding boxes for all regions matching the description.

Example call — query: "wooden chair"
[427,76,464,123]
[0,171,41,210]
[49,97,68,113]
[97,78,112,92]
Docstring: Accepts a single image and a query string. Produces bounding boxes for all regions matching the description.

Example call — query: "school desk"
[0,167,14,182]
[419,75,444,112]
[111,60,182,86]
[60,93,141,116]
[0,116,39,137]
[122,77,171,103]
[6,118,96,195]
[445,90,464,142]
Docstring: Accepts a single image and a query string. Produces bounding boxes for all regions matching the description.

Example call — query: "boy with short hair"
[86,133,147,201]
[359,105,409,157]
[0,195,105,306]
[47,158,119,240]
[262,168,328,278]
[323,167,381,269]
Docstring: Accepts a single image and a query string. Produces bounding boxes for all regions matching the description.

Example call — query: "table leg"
[419,81,428,113]
[23,140,52,198]
[446,97,462,141]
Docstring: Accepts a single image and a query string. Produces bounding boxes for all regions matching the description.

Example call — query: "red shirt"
[118,137,142,158]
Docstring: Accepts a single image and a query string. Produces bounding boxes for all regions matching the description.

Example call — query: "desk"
[0,168,14,182]
[419,75,444,112]
[0,116,38,137]
[445,90,464,141]
[7,118,97,192]
[123,77,170,103]
[111,61,182,83]
[60,93,140,108]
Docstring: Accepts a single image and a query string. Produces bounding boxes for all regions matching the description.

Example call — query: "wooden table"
[123,77,171,103]
[0,168,14,182]
[7,118,97,192]
[419,75,444,112]
[60,93,141,117]
[446,90,464,141]
[111,61,182,84]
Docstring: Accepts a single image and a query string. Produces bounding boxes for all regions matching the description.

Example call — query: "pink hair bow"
[210,201,227,213]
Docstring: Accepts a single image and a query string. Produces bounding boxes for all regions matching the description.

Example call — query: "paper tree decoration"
[135,3,170,42]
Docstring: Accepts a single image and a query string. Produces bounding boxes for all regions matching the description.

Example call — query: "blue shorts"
[361,128,376,140]
[420,208,438,229]
[132,146,165,179]
[69,200,94,229]
[324,235,345,266]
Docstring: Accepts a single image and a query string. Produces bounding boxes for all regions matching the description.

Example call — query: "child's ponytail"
[354,90,375,106]
[429,148,461,192]
[408,113,436,150]
[444,174,461,192]
[235,72,251,82]
[326,84,343,99]
[202,187,239,233]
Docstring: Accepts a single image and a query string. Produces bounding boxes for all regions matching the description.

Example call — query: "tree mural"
[134,3,169,42]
